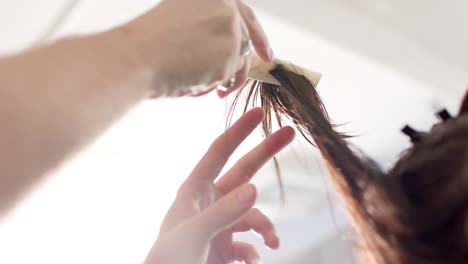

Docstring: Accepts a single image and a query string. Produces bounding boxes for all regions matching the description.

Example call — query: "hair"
[233,64,468,263]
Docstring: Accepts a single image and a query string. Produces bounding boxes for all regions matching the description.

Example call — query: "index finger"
[237,0,273,62]
[215,126,295,194]
[186,108,265,183]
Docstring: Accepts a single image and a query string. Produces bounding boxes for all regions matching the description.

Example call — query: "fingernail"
[237,185,255,205]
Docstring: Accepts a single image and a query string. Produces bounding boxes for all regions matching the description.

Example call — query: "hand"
[144,108,295,264]
[115,0,273,97]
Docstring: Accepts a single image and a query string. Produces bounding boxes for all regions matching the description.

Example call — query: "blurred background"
[0,0,466,263]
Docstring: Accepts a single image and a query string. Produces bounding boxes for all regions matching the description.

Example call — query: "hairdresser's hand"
[214,1,274,99]
[144,108,294,264]
[115,0,273,98]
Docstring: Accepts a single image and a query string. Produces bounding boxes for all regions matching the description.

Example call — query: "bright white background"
[0,0,466,263]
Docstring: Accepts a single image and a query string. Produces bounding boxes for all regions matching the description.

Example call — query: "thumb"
[194,184,257,239]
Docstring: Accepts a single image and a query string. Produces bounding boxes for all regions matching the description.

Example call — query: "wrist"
[107,15,177,98]
[93,27,157,98]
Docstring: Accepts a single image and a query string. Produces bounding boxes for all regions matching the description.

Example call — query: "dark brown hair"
[235,65,468,263]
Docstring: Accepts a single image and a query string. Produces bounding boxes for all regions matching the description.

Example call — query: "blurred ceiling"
[246,0,468,94]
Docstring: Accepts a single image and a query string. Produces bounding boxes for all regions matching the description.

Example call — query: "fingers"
[216,126,295,194]
[236,0,273,62]
[232,242,261,264]
[232,208,279,249]
[193,184,257,239]
[186,108,264,184]
[217,56,251,98]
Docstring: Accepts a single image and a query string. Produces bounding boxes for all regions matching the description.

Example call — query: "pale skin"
[0,0,272,215]
[0,0,288,263]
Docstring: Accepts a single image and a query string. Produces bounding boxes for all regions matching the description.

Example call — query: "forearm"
[0,29,152,215]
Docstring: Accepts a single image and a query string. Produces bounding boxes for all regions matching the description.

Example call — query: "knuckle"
[217,5,238,28]
[213,70,225,83]
[218,9,241,42]
[212,65,229,82]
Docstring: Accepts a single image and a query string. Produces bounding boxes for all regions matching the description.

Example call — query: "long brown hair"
[236,64,468,263]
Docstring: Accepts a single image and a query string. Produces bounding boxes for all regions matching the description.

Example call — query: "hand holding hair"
[144,108,295,264]
[118,0,274,97]
[217,53,322,98]
[0,0,272,214]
